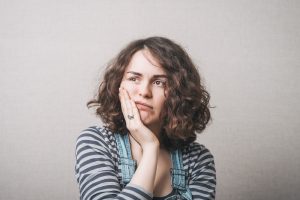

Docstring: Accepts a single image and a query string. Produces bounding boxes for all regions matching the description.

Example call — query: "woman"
[75,37,216,200]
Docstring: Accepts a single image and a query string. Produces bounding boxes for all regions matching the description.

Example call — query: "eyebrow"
[127,71,167,78]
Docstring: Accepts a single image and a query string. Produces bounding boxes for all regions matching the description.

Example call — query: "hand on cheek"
[119,87,139,123]
[120,83,132,99]
[119,87,158,148]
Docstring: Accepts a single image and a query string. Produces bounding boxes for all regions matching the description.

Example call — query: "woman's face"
[120,50,168,128]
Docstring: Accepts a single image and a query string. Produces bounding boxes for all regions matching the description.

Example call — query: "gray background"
[1,0,299,200]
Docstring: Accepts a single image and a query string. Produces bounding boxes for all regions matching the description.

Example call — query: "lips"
[135,101,153,111]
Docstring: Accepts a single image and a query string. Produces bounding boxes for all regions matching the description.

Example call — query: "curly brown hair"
[87,36,211,150]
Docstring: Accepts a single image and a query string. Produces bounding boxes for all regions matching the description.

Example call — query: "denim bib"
[115,133,192,200]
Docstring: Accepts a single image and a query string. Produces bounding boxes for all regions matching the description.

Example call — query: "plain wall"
[1,0,299,199]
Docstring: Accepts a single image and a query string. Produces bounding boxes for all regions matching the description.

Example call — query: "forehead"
[125,50,166,75]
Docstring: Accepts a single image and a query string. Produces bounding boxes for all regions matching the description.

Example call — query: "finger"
[130,99,140,120]
[120,88,135,126]
[119,88,130,124]
[121,88,140,121]
[122,88,133,116]
[119,88,126,114]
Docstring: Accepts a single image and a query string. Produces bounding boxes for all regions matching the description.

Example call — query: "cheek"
[153,89,167,105]
[159,99,166,109]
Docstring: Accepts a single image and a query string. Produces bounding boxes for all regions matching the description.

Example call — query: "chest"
[153,153,173,196]
[131,143,173,197]
[113,133,192,199]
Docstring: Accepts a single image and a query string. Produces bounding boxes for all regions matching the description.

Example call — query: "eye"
[153,80,166,87]
[128,77,136,81]
[128,76,139,82]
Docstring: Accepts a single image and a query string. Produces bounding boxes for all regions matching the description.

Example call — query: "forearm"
[76,128,154,200]
[129,143,159,195]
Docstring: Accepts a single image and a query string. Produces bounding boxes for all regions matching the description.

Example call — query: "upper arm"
[188,144,216,200]
[75,127,121,200]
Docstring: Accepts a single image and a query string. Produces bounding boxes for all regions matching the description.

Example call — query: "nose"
[138,82,152,98]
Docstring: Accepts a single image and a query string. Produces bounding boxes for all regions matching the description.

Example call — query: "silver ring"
[127,115,134,120]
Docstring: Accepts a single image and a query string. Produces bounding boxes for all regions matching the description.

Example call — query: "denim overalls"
[115,133,192,200]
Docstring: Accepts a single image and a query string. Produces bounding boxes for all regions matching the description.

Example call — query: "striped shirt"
[75,126,216,200]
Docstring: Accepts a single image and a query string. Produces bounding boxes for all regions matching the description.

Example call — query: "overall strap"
[170,149,192,200]
[114,133,136,186]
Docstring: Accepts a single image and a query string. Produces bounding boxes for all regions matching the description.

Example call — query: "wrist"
[142,141,159,153]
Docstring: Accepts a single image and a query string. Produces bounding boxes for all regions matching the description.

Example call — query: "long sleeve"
[188,143,216,200]
[75,127,152,200]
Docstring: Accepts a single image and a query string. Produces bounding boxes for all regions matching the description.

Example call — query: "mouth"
[135,101,153,111]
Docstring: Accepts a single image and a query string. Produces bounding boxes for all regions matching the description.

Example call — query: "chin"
[140,116,151,125]
[139,111,159,126]
[140,114,153,125]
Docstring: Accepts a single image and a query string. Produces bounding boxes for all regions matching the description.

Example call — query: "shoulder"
[183,142,215,171]
[76,126,116,151]
[185,142,214,159]
[185,142,212,156]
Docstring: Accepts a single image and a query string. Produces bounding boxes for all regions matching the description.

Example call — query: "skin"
[118,50,173,197]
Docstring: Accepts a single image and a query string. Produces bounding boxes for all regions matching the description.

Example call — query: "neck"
[146,123,161,137]
[146,123,169,150]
